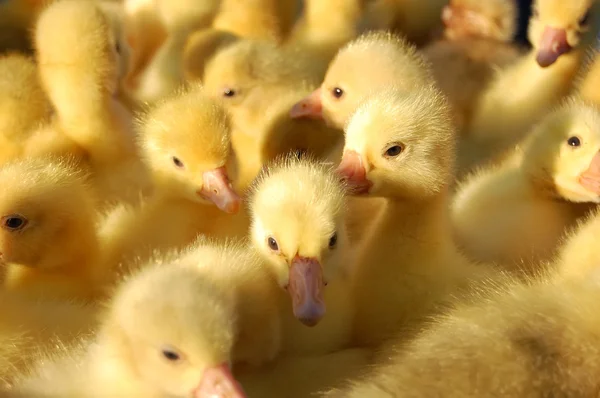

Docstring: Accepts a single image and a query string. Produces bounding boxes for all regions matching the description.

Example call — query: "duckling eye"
[2,215,28,231]
[579,10,591,25]
[567,136,581,147]
[115,42,121,54]
[295,148,307,160]
[172,156,185,168]
[328,233,338,249]
[160,345,183,362]
[332,87,344,99]
[384,145,403,157]
[223,88,236,97]
[267,236,279,252]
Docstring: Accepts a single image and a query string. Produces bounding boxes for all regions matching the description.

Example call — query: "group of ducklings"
[1,0,600,396]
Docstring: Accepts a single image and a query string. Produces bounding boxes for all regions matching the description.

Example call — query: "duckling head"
[442,0,517,41]
[521,99,600,203]
[139,84,241,214]
[0,157,95,270]
[103,252,246,398]
[290,31,433,129]
[249,157,348,327]
[336,86,455,200]
[528,0,600,67]
[35,0,129,103]
[98,0,132,83]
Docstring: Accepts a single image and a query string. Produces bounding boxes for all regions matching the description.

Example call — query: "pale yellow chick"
[338,86,498,348]
[0,157,104,301]
[575,49,600,107]
[452,99,600,274]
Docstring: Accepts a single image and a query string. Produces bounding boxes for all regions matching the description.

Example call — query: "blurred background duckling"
[9,249,250,397]
[0,157,105,301]
[33,0,151,208]
[452,99,600,275]
[422,0,525,131]
[574,49,600,107]
[338,86,499,348]
[460,0,600,175]
[99,85,243,280]
[249,157,354,354]
[0,53,52,164]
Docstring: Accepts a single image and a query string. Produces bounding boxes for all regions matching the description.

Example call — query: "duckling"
[10,247,251,397]
[338,86,497,347]
[99,85,244,279]
[133,0,218,103]
[322,272,600,397]
[290,31,433,130]
[422,0,524,130]
[183,28,239,82]
[0,53,52,164]
[249,157,354,353]
[212,0,297,43]
[34,0,150,207]
[461,0,600,173]
[452,99,600,274]
[575,49,600,106]
[359,0,448,46]
[0,157,104,301]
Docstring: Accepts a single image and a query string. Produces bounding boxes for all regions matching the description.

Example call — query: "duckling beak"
[289,88,323,120]
[579,151,600,195]
[288,256,326,327]
[536,27,571,67]
[195,363,246,398]
[336,150,372,195]
[198,167,241,214]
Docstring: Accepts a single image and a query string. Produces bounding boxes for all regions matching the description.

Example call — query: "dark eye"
[332,87,344,99]
[580,10,591,25]
[384,145,403,157]
[172,156,184,168]
[328,233,338,249]
[161,346,182,362]
[567,136,581,147]
[2,215,27,231]
[295,148,307,160]
[267,237,279,251]
[115,42,121,54]
[223,88,236,97]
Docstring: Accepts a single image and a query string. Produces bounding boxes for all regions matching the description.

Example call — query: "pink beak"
[287,256,326,327]
[579,151,600,195]
[336,150,372,195]
[536,27,572,67]
[289,88,323,120]
[197,167,241,214]
[194,363,246,398]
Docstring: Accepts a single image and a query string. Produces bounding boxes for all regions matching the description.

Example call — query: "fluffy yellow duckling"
[452,99,600,274]
[322,270,600,397]
[133,0,218,103]
[338,86,497,347]
[212,0,297,43]
[0,53,52,164]
[575,49,600,106]
[249,157,354,354]
[10,248,252,397]
[359,0,448,46]
[99,85,244,279]
[33,0,150,207]
[461,0,600,173]
[422,0,524,130]
[0,157,104,301]
[290,31,433,130]
[183,28,239,81]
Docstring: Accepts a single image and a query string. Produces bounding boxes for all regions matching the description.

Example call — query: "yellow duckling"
[452,99,600,274]
[0,157,104,301]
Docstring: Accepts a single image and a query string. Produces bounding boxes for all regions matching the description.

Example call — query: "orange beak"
[536,27,572,67]
[197,167,241,214]
[336,150,372,195]
[289,88,323,120]
[287,256,326,327]
[194,363,246,398]
[579,151,600,195]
